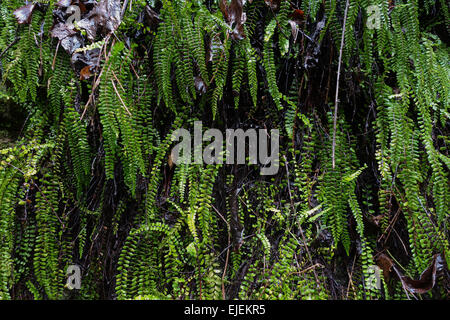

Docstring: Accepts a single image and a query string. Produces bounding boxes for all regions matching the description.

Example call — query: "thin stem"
[332,0,350,169]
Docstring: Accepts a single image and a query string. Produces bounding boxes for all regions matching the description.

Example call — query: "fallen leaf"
[291,9,305,21]
[168,152,174,169]
[194,76,207,95]
[288,20,299,42]
[376,252,447,295]
[219,0,247,40]
[76,0,87,13]
[264,0,280,11]
[76,18,98,41]
[51,22,77,41]
[55,0,72,7]
[206,34,224,63]
[51,22,83,54]
[144,5,160,28]
[75,0,121,41]
[91,0,122,35]
[61,35,84,53]
[71,47,101,75]
[375,252,396,282]
[13,3,36,24]
[288,9,306,42]
[79,65,93,80]
[400,254,445,294]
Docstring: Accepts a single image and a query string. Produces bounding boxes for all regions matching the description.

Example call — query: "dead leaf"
[144,5,160,28]
[55,0,72,7]
[369,214,385,227]
[75,0,87,13]
[71,47,101,76]
[264,0,280,11]
[51,22,83,54]
[376,252,447,295]
[13,4,36,25]
[79,65,93,80]
[168,152,174,169]
[206,34,224,63]
[77,0,122,41]
[400,254,445,294]
[76,18,97,41]
[91,0,121,35]
[51,22,77,41]
[61,35,84,53]
[288,20,299,42]
[288,9,306,42]
[219,0,247,40]
[291,9,305,21]
[375,252,396,282]
[194,76,207,95]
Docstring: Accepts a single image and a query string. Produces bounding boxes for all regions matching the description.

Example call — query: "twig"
[289,263,324,276]
[346,254,358,299]
[52,40,60,71]
[111,70,126,92]
[392,227,409,256]
[111,79,132,116]
[130,62,139,79]
[0,37,19,60]
[378,207,401,244]
[212,205,231,300]
[332,0,350,169]
[283,155,321,287]
[120,0,130,19]
[80,35,112,120]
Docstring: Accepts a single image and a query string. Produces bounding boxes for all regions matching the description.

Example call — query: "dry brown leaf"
[264,0,280,11]
[168,152,174,169]
[219,0,247,40]
[376,252,447,295]
[77,0,122,41]
[144,5,160,28]
[51,22,83,54]
[55,0,72,7]
[288,9,306,42]
[400,254,445,294]
[375,252,396,282]
[79,65,93,80]
[13,3,36,25]
[194,76,207,95]
[51,22,77,41]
